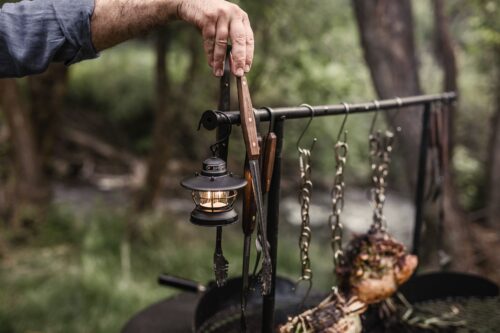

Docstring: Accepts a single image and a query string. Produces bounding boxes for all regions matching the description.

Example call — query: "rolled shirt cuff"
[51,0,98,65]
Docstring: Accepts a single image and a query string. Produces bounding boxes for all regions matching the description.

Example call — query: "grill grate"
[408,297,500,333]
[197,297,499,333]
[365,296,500,333]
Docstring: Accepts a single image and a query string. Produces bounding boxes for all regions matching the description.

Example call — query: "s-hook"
[336,102,350,142]
[329,102,349,277]
[295,104,317,305]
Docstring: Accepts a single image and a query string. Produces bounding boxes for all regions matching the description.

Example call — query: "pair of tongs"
[237,76,273,292]
[241,124,277,331]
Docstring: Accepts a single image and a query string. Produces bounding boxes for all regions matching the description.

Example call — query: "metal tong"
[237,76,273,296]
[241,130,276,331]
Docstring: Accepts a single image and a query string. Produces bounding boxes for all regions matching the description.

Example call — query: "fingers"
[229,15,247,76]
[180,0,254,77]
[202,24,216,70]
[212,17,229,77]
[243,14,254,73]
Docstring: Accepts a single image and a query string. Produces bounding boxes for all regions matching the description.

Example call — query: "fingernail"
[215,69,223,77]
[245,65,250,72]
[236,68,244,76]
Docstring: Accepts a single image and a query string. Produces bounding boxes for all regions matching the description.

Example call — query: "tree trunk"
[351,0,476,271]
[28,63,68,175]
[432,0,457,165]
[485,48,500,227]
[134,28,172,211]
[0,79,50,228]
[431,0,476,272]
[352,0,422,190]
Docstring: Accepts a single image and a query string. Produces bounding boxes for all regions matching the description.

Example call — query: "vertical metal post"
[262,117,285,333]
[412,102,432,255]
[216,51,232,159]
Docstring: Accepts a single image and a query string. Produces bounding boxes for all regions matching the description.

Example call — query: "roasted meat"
[338,229,418,304]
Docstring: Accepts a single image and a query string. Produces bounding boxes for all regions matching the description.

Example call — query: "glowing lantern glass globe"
[181,157,247,226]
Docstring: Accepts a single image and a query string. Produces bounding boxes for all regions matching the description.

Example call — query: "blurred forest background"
[0,0,499,332]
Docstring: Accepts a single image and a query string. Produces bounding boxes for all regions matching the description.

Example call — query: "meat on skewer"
[279,291,367,333]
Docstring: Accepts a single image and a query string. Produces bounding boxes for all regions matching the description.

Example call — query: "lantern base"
[190,209,239,227]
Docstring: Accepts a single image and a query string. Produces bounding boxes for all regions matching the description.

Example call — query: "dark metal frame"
[205,67,456,332]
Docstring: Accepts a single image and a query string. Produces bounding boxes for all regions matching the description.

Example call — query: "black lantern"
[181,157,247,226]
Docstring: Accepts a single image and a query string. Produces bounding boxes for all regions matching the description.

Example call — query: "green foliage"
[450,0,499,208]
[453,146,485,210]
[412,0,500,209]
[69,42,155,122]
[66,0,375,181]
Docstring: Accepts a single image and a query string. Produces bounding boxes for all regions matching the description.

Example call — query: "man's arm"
[0,0,253,78]
[91,0,254,77]
[0,0,97,78]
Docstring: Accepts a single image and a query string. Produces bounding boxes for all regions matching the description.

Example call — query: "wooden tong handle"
[237,76,260,159]
[261,133,277,193]
[242,156,257,235]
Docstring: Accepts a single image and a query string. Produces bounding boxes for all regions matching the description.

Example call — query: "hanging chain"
[329,134,348,270]
[369,130,394,233]
[298,147,314,283]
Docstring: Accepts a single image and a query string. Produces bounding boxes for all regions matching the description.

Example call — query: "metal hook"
[296,104,317,152]
[294,278,312,310]
[209,112,232,156]
[369,100,380,134]
[336,102,350,142]
[262,106,276,135]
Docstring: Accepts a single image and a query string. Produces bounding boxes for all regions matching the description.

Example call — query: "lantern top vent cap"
[181,157,247,191]
[201,157,227,176]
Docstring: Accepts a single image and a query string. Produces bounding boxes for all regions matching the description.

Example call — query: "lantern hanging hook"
[261,106,276,135]
[296,104,317,152]
[206,111,232,156]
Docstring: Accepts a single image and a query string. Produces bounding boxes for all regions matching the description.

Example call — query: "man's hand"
[176,0,254,77]
[91,0,254,77]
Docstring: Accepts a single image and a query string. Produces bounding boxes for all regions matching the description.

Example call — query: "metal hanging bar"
[199,92,457,129]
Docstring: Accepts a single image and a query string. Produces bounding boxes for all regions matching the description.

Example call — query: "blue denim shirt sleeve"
[0,0,98,78]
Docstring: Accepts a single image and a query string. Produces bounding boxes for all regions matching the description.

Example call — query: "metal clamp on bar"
[200,110,225,130]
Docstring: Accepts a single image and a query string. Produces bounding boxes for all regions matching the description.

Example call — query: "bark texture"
[135,28,172,211]
[351,0,476,271]
[431,0,476,272]
[28,63,68,175]
[352,0,422,190]
[0,79,49,227]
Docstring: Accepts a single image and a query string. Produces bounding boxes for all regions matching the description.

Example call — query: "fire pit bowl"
[363,271,499,333]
